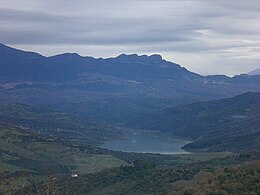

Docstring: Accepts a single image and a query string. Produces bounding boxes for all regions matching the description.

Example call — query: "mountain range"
[1,43,260,126]
[0,42,198,81]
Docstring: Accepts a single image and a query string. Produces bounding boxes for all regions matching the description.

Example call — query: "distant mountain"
[136,92,260,152]
[0,43,198,81]
[248,68,260,75]
[0,42,259,84]
[1,43,260,125]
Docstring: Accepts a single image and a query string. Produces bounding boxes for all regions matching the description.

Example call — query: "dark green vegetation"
[17,151,260,195]
[0,103,122,145]
[0,124,127,194]
[53,97,193,125]
[169,159,260,195]
[138,92,260,152]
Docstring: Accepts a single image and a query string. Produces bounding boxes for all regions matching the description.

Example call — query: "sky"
[0,0,259,76]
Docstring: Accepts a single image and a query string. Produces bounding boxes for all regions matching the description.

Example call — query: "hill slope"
[137,92,260,152]
[248,68,260,75]
[0,103,122,145]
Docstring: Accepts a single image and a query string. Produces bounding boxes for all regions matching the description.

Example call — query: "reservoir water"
[101,132,190,154]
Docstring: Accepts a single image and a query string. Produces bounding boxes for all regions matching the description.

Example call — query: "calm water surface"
[101,132,191,154]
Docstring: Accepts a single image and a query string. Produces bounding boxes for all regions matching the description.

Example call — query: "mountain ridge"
[0,43,258,82]
[0,43,200,82]
[248,68,260,75]
[1,43,260,125]
[135,92,260,152]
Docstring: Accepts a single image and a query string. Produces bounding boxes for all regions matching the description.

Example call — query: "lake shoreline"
[101,131,192,155]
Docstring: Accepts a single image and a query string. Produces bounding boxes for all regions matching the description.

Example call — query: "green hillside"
[16,151,260,195]
[0,124,127,193]
[137,92,260,152]
[0,103,122,145]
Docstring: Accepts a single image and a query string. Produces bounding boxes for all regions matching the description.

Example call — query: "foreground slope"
[0,104,128,193]
[137,92,260,152]
[169,159,260,195]
[0,124,126,173]
[17,152,260,195]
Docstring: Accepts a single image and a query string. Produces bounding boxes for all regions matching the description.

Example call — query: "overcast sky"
[0,0,259,75]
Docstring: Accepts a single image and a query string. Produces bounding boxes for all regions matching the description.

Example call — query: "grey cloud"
[0,8,198,45]
[0,0,259,75]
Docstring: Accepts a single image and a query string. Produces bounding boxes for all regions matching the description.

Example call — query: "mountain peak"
[116,53,140,59]
[116,53,163,61]
[50,52,83,59]
[0,42,44,58]
[148,54,163,61]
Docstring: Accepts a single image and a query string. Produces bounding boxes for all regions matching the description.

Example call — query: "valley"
[0,43,259,194]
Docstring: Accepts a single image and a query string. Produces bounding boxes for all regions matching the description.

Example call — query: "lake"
[101,131,191,154]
